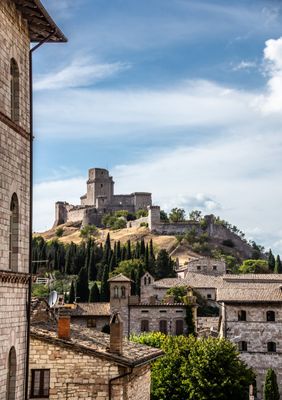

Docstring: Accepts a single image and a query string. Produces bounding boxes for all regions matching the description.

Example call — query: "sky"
[33,0,282,255]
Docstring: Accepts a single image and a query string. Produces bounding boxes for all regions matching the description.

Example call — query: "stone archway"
[6,347,17,400]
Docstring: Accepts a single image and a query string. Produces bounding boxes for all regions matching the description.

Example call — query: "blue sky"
[34,0,282,255]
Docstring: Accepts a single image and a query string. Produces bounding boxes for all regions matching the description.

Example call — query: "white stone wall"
[29,338,151,400]
[0,1,30,399]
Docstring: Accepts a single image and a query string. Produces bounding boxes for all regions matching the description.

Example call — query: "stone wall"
[127,216,148,229]
[197,317,219,331]
[29,337,151,400]
[71,316,110,331]
[223,303,282,399]
[186,257,226,275]
[0,1,30,399]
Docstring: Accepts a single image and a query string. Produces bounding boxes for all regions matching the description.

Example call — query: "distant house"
[69,302,111,330]
[29,301,163,400]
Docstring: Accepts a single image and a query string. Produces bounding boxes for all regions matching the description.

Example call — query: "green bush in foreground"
[131,333,254,400]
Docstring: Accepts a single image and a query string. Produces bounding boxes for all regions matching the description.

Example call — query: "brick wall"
[29,338,151,400]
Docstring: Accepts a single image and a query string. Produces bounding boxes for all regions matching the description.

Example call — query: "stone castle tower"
[80,168,114,207]
[0,1,65,398]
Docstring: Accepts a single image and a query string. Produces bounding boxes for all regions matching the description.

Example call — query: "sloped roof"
[31,324,163,367]
[217,287,282,303]
[154,273,223,289]
[12,0,67,42]
[70,303,110,317]
[223,274,282,283]
[108,274,132,282]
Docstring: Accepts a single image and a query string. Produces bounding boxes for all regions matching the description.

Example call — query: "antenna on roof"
[48,290,58,308]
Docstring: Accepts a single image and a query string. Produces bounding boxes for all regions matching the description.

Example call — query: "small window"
[267,311,275,322]
[267,342,276,352]
[113,286,119,298]
[212,265,217,270]
[30,369,50,398]
[160,310,167,313]
[148,277,151,284]
[87,318,96,328]
[197,266,201,270]
[101,184,103,188]
[238,310,246,321]
[141,310,149,313]
[207,294,212,299]
[141,320,149,332]
[175,319,184,335]
[121,286,126,298]
[159,320,167,334]
[144,277,147,285]
[238,341,248,352]
[10,58,20,123]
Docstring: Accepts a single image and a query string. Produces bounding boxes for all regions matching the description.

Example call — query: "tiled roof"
[223,274,282,283]
[70,303,110,317]
[217,287,282,302]
[31,323,163,368]
[154,273,222,289]
[108,274,132,282]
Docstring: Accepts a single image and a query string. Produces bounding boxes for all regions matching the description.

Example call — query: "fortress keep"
[54,168,152,227]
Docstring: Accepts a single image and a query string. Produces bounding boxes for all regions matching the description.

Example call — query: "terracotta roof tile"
[70,303,110,317]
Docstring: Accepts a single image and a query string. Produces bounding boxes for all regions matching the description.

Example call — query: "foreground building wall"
[0,1,30,398]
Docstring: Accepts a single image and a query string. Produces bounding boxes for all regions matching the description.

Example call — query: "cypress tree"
[155,249,175,279]
[145,244,149,269]
[268,249,276,272]
[109,251,117,272]
[121,245,127,261]
[264,368,280,400]
[140,238,146,257]
[135,241,140,259]
[149,239,154,258]
[130,269,136,295]
[116,241,121,263]
[76,267,89,303]
[88,247,97,281]
[100,264,110,301]
[69,280,75,304]
[126,240,132,260]
[89,282,100,302]
[275,255,282,274]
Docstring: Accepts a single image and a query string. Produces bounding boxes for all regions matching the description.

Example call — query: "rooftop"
[31,323,163,368]
[70,302,110,317]
[217,287,282,303]
[12,0,67,42]
[108,273,132,283]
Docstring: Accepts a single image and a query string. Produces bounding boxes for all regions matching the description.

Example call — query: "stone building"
[29,303,163,400]
[68,302,110,331]
[54,168,152,227]
[176,256,226,278]
[0,1,65,399]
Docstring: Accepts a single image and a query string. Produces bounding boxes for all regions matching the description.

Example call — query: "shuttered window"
[30,369,50,398]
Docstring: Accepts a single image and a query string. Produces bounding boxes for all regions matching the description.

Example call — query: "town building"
[0,1,65,399]
[54,168,152,227]
[29,300,163,400]
[176,256,226,278]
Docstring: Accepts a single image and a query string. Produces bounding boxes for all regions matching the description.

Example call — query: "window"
[10,59,20,123]
[267,311,275,322]
[238,310,246,321]
[175,320,184,335]
[207,294,212,299]
[238,341,248,352]
[144,277,147,285]
[9,193,19,271]
[148,277,151,284]
[101,184,103,188]
[197,266,201,270]
[6,347,16,400]
[159,320,167,334]
[141,310,149,313]
[141,320,149,332]
[121,286,126,298]
[30,369,50,398]
[212,265,217,270]
[87,318,96,328]
[267,342,276,352]
[160,310,167,313]
[113,286,119,298]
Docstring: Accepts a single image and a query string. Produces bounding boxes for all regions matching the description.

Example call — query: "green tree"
[76,267,89,303]
[166,286,186,303]
[189,210,202,221]
[131,333,254,400]
[55,227,64,238]
[239,259,269,274]
[69,280,75,304]
[88,247,97,281]
[264,368,280,400]
[100,264,110,302]
[112,259,145,280]
[80,224,98,240]
[169,207,186,222]
[160,210,169,222]
[89,282,100,302]
[275,255,282,274]
[136,209,148,218]
[155,249,175,279]
[268,250,276,272]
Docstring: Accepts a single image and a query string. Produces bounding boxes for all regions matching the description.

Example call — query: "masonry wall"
[71,316,110,331]
[0,1,30,399]
[29,338,151,400]
[223,303,282,400]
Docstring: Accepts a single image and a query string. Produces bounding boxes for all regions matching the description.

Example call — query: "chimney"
[57,315,71,340]
[109,312,123,355]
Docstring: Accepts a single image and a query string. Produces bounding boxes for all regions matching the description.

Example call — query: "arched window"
[144,277,147,285]
[121,286,126,298]
[10,59,20,123]
[267,342,276,352]
[141,320,149,332]
[238,341,248,352]
[113,286,119,298]
[266,311,275,322]
[238,310,246,321]
[9,193,19,272]
[6,347,17,400]
[148,277,151,284]
[159,320,167,334]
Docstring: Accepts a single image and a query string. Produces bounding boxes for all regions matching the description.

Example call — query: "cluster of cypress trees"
[268,250,282,273]
[32,233,175,303]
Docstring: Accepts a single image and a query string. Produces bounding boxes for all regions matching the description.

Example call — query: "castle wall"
[0,1,31,398]
[133,193,152,211]
[127,216,148,229]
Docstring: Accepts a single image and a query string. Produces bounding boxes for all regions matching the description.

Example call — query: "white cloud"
[258,37,282,113]
[34,58,130,91]
[232,60,257,71]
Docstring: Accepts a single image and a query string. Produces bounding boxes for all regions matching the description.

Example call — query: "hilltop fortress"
[54,168,152,227]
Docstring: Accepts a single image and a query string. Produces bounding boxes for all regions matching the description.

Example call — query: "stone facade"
[177,257,226,277]
[54,168,152,227]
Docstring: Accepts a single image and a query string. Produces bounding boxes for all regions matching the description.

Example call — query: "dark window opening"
[175,319,184,335]
[238,341,248,352]
[238,310,246,321]
[267,342,276,352]
[197,266,201,270]
[30,369,50,398]
[207,294,212,299]
[6,347,16,400]
[159,320,167,334]
[141,320,149,332]
[267,311,275,322]
[213,265,217,270]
